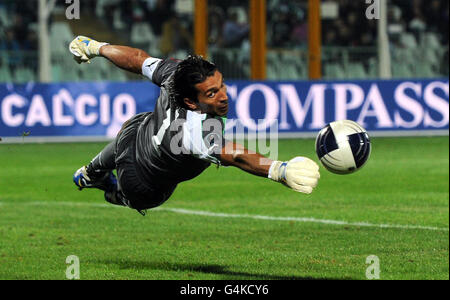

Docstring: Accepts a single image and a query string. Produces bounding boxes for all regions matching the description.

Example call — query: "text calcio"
[0,81,448,131]
[1,89,135,127]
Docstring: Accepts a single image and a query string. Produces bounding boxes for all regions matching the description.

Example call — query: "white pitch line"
[1,201,448,232]
[157,207,449,232]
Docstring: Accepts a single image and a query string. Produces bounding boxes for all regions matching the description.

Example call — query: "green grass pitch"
[0,136,448,280]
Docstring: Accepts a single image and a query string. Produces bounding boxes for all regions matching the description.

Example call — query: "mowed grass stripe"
[2,201,447,232]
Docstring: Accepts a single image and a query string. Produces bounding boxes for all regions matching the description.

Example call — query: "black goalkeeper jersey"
[134,58,226,187]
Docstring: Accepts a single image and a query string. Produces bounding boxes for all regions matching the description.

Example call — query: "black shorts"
[115,112,177,210]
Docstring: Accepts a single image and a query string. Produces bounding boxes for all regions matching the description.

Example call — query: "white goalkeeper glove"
[69,36,109,64]
[269,157,320,194]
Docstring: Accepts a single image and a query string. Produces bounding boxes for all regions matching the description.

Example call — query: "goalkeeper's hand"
[269,157,320,194]
[69,36,109,64]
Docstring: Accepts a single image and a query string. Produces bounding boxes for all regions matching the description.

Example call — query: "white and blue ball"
[315,120,371,175]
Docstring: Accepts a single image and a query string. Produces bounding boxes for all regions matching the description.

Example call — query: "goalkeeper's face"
[193,71,229,117]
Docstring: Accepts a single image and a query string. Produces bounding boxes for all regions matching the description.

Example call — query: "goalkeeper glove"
[269,157,320,194]
[69,36,109,64]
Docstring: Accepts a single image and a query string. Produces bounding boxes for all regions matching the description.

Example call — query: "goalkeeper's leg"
[73,141,117,191]
[86,141,116,176]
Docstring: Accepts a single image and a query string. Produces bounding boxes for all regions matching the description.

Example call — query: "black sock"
[86,141,117,178]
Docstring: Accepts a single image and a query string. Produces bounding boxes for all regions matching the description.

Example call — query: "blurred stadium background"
[0,0,448,82]
[0,0,448,280]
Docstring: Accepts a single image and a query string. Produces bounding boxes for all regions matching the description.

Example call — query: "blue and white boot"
[73,166,117,192]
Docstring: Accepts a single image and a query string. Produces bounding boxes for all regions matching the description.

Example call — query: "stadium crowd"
[0,0,448,81]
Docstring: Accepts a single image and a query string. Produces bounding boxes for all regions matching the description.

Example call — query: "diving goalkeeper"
[70,36,320,215]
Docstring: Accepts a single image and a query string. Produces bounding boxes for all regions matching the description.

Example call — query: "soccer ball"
[315,120,371,175]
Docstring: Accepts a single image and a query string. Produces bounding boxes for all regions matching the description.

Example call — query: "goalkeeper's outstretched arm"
[219,142,320,194]
[69,36,151,74]
[219,142,272,178]
[100,45,150,75]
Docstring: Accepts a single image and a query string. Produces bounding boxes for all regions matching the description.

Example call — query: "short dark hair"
[171,55,218,109]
